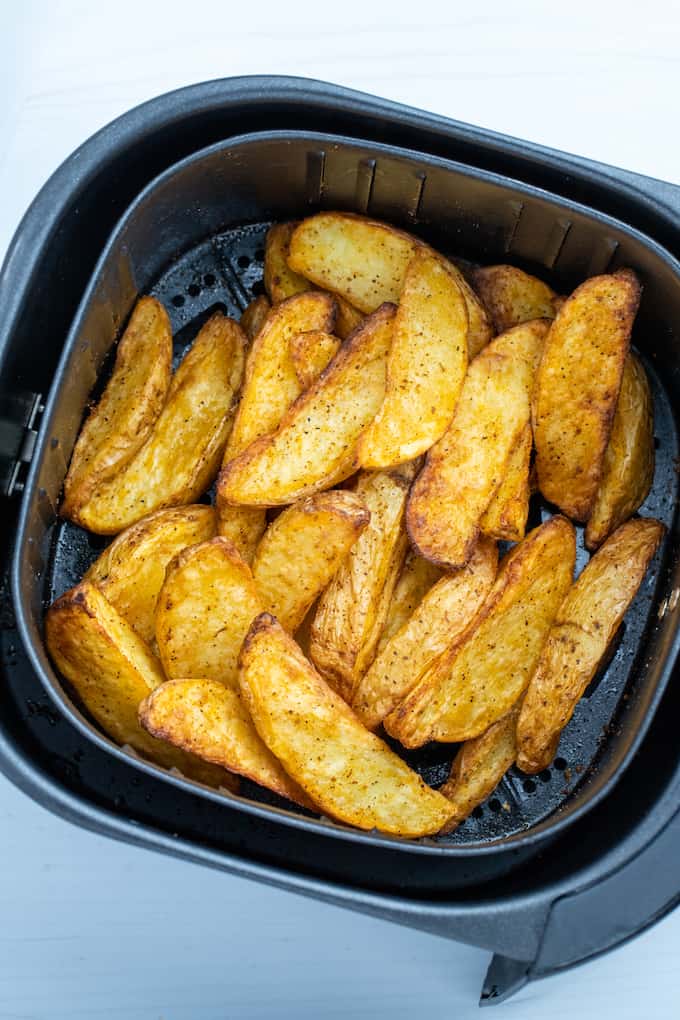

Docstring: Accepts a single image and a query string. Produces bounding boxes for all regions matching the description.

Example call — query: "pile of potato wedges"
[46,211,664,839]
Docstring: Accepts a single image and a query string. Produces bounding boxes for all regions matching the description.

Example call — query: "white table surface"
[2,2,680,1016]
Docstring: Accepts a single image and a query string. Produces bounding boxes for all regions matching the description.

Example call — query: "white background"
[2,2,680,1016]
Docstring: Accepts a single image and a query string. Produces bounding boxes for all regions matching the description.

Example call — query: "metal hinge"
[1,392,45,498]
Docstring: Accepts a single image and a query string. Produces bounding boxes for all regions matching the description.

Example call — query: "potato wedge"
[139,678,313,807]
[517,517,664,773]
[471,265,559,334]
[252,490,369,631]
[358,250,469,467]
[290,330,341,390]
[334,298,364,340]
[225,292,337,460]
[385,516,575,747]
[533,270,641,521]
[309,468,413,702]
[215,504,267,566]
[62,296,173,518]
[73,313,246,534]
[240,295,271,341]
[218,304,395,507]
[84,505,216,644]
[407,319,549,569]
[353,538,498,730]
[155,537,262,688]
[264,222,311,303]
[288,212,491,356]
[45,582,235,789]
[480,423,532,542]
[239,614,454,837]
[585,354,654,549]
[376,551,442,656]
[439,701,522,832]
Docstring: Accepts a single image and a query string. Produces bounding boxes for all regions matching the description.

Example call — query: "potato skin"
[517,517,664,773]
[480,423,532,542]
[239,613,454,837]
[290,330,341,390]
[471,265,559,334]
[385,516,575,747]
[585,353,654,549]
[533,269,641,521]
[375,551,442,657]
[62,296,172,518]
[85,504,216,643]
[45,582,236,789]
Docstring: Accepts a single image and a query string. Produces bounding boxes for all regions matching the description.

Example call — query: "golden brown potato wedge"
[215,505,267,566]
[353,538,498,730]
[73,313,246,534]
[264,222,311,303]
[407,319,549,569]
[239,614,454,837]
[376,551,443,656]
[385,516,575,747]
[480,423,532,542]
[471,265,560,334]
[155,537,262,688]
[252,490,369,632]
[439,701,522,832]
[287,212,491,356]
[84,505,216,644]
[309,468,413,702]
[358,250,469,467]
[218,304,395,507]
[290,330,341,390]
[240,295,271,341]
[517,517,664,773]
[533,269,641,521]
[334,298,364,340]
[585,354,654,549]
[62,297,173,519]
[225,292,337,460]
[45,582,236,789]
[139,678,313,807]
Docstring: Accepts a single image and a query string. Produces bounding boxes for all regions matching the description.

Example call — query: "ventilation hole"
[255,248,265,262]
[50,437,59,449]
[654,436,660,450]
[203,273,216,286]
[471,805,484,819]
[187,283,201,298]
[251,279,266,297]
[237,255,251,269]
[171,295,185,307]
[553,756,567,771]
[523,778,536,794]
[489,798,502,813]
[539,769,552,783]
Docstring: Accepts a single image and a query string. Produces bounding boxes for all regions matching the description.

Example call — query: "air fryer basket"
[3,79,680,1005]
[12,127,679,863]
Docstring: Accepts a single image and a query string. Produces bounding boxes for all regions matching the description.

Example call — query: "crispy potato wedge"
[240,295,271,341]
[471,265,559,334]
[585,354,654,549]
[309,468,413,702]
[62,296,173,518]
[264,222,311,303]
[385,516,575,747]
[480,423,532,542]
[533,270,641,521]
[45,582,235,789]
[239,614,454,836]
[358,250,469,467]
[225,292,337,460]
[407,319,549,569]
[439,701,522,832]
[376,551,443,656]
[218,304,395,507]
[353,538,498,730]
[140,678,312,807]
[334,298,364,340]
[84,505,216,644]
[73,313,246,534]
[155,537,262,688]
[290,330,341,390]
[215,504,267,566]
[517,517,664,773]
[288,212,491,356]
[252,490,369,631]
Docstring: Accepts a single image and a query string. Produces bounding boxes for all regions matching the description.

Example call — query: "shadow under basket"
[3,79,680,1006]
